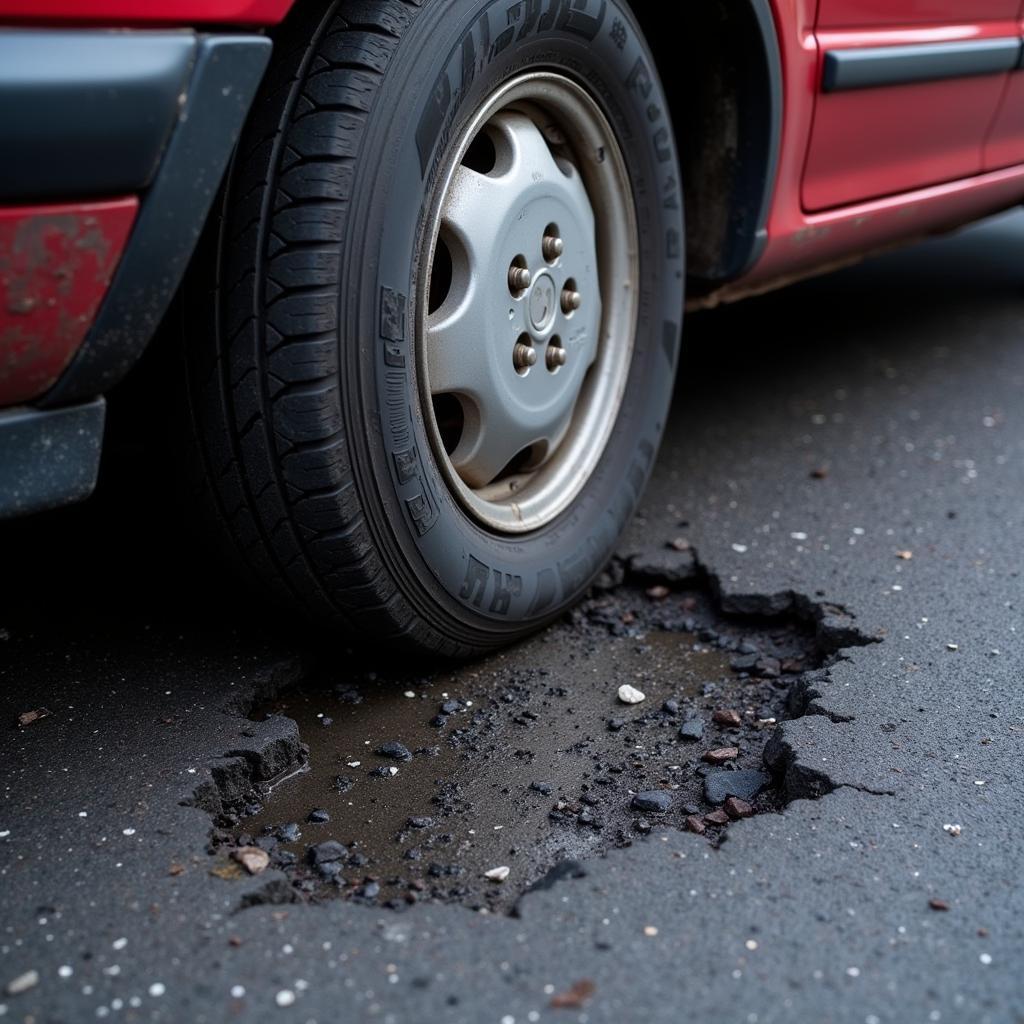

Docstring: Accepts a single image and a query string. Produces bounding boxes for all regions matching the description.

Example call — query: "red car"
[2,0,1022,654]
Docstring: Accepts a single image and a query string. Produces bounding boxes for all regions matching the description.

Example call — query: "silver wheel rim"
[417,72,639,535]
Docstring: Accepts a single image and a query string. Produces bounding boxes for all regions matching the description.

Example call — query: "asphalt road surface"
[2,212,1024,1023]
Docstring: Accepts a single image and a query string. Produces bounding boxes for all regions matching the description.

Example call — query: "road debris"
[484,866,510,882]
[631,791,672,813]
[231,847,270,875]
[17,708,49,727]
[702,747,739,765]
[5,970,39,996]
[550,979,595,1009]
[617,684,646,704]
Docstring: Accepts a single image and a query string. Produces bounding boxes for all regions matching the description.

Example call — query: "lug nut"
[543,234,564,262]
[508,266,531,293]
[514,342,537,372]
[546,345,567,371]
[561,288,581,314]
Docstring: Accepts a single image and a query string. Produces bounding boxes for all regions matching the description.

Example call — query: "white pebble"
[58,966,73,979]
[403,691,415,698]
[122,828,136,836]
[275,989,296,1007]
[485,866,511,883]
[617,684,646,705]
[112,938,127,951]
[980,953,992,965]
[148,983,165,997]
[5,970,39,996]
[943,824,962,836]
[731,543,748,553]
[230,985,245,998]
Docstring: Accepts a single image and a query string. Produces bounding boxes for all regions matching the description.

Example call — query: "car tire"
[183,0,684,658]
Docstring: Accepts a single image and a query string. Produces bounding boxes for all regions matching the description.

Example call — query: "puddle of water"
[234,587,816,911]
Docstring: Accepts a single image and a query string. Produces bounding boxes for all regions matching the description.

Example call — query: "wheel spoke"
[451,391,565,490]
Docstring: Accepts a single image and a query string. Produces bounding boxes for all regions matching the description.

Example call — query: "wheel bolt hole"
[542,224,563,263]
[513,334,537,376]
[561,278,581,315]
[546,336,566,373]
[508,255,531,297]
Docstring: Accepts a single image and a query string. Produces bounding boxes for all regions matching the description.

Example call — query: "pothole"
[202,545,876,913]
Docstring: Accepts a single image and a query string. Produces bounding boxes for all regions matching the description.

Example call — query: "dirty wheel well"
[633,0,780,289]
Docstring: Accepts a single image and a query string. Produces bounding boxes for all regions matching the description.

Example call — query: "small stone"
[685,815,706,835]
[730,653,759,673]
[359,881,380,898]
[307,808,330,824]
[549,979,596,1010]
[617,684,646,705]
[275,823,301,842]
[231,847,270,875]
[896,550,913,560]
[678,718,704,741]
[946,643,959,652]
[407,817,434,829]
[628,547,699,585]
[439,700,463,715]
[5,969,39,996]
[702,747,739,765]
[929,898,950,911]
[376,741,413,762]
[306,840,347,866]
[724,797,755,820]
[631,790,672,814]
[530,782,553,796]
[607,718,627,732]
[16,708,49,727]
[943,823,962,837]
[646,585,670,601]
[333,775,355,793]
[704,769,769,804]
[662,699,680,715]
[704,809,730,826]
[485,866,511,882]
[320,716,333,726]
[275,989,296,1007]
[713,709,742,727]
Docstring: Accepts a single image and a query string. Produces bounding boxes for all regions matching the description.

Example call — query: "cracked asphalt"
[2,211,1024,1023]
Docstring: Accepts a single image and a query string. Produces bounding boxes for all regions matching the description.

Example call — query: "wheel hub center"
[528,272,557,333]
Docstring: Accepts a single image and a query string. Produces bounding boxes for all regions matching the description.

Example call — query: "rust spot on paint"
[0,198,137,405]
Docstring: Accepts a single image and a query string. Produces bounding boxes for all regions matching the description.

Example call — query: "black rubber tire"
[183,0,684,658]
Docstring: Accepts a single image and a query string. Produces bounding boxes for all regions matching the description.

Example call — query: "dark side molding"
[823,37,1022,93]
[0,31,197,202]
[43,34,271,407]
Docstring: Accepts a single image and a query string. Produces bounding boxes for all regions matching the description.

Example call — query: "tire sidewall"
[345,0,684,643]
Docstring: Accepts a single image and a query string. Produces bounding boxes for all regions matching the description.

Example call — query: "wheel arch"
[632,0,782,288]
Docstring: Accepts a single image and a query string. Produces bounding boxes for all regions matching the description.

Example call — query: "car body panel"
[0,0,292,26]
[0,199,136,406]
[728,0,1024,294]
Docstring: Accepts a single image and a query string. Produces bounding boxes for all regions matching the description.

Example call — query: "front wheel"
[184,0,684,657]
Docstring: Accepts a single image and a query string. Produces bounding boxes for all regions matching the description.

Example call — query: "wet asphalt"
[2,211,1024,1022]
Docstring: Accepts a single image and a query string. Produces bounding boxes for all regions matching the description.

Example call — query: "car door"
[984,0,1024,168]
[804,0,1021,211]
